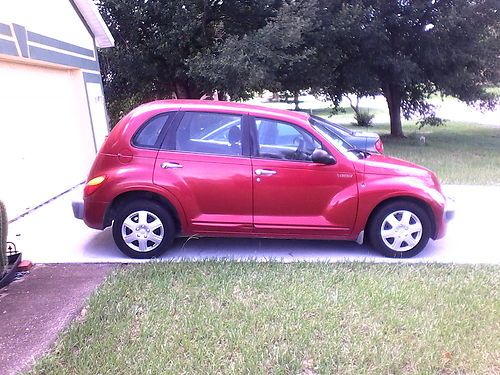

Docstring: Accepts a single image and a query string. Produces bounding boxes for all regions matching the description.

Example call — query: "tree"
[319,0,500,137]
[99,0,499,135]
[187,0,320,102]
[97,0,280,123]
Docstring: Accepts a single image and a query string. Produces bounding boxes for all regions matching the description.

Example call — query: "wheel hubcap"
[380,210,423,252]
[121,210,164,252]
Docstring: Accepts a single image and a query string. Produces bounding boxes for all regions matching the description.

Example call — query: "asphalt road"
[8,185,500,265]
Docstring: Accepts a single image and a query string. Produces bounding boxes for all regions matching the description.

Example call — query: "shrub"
[353,110,375,127]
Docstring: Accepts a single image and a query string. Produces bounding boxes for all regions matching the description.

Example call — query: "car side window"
[255,118,321,161]
[132,113,171,149]
[174,112,243,156]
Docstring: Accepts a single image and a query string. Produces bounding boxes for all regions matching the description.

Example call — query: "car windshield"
[309,116,357,158]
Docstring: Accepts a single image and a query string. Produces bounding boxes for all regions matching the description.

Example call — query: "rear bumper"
[72,198,109,229]
[72,200,84,220]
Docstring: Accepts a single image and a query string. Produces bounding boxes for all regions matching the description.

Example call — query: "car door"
[153,111,253,234]
[250,116,358,237]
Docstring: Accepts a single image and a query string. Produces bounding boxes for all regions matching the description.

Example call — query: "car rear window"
[310,115,354,136]
[132,113,171,149]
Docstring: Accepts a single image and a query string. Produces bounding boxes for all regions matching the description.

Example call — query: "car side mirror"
[311,149,336,165]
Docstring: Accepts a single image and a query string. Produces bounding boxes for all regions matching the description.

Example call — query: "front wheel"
[112,200,175,259]
[368,201,431,258]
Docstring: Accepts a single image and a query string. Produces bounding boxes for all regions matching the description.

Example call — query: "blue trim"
[83,71,103,84]
[28,31,94,58]
[12,24,29,58]
[29,45,100,71]
[0,38,18,56]
[0,23,12,37]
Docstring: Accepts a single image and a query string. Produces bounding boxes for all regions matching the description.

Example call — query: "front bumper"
[444,196,455,222]
[434,195,455,240]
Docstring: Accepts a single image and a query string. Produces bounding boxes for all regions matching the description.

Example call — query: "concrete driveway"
[7,185,500,264]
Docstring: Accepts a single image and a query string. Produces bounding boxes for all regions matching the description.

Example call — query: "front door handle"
[161,162,183,169]
[255,169,277,176]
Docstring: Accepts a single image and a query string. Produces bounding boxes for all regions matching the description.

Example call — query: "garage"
[0,0,114,220]
[0,60,96,218]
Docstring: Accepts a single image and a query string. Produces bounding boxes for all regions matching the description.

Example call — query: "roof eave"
[73,0,114,48]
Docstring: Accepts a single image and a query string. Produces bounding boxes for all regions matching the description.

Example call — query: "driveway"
[7,185,500,264]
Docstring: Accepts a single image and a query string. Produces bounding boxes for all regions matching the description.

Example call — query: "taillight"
[375,139,384,154]
[84,176,106,196]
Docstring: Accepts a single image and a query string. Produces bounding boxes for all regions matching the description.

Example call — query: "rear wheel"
[368,201,431,258]
[112,200,175,259]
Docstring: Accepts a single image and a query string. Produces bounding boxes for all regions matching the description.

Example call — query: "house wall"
[0,0,109,149]
[0,0,110,219]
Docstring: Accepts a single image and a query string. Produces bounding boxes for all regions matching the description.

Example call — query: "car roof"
[135,99,311,123]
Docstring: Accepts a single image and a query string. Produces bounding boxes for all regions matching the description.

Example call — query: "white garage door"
[0,59,96,220]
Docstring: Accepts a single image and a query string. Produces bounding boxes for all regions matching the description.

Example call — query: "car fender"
[352,175,446,238]
[105,182,189,233]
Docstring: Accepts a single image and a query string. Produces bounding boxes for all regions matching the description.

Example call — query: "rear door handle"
[255,169,277,176]
[161,162,183,169]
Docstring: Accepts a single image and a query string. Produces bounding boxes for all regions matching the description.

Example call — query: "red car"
[73,100,454,259]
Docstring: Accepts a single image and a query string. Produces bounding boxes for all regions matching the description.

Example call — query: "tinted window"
[133,113,171,148]
[255,118,321,161]
[174,112,243,156]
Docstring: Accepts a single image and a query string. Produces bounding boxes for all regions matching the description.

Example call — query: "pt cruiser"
[73,100,454,259]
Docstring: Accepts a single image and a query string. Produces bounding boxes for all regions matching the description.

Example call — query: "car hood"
[354,154,432,178]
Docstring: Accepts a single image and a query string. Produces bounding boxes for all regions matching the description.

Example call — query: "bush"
[352,111,375,127]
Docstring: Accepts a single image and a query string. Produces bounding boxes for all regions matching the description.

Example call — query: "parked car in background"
[73,100,453,259]
[309,115,384,154]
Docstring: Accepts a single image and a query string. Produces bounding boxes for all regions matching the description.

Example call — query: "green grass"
[29,262,499,375]
[486,86,500,95]
[381,122,500,185]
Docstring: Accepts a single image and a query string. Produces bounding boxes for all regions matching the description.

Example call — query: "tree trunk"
[217,91,227,101]
[293,92,300,110]
[382,83,405,137]
[174,80,203,99]
[174,81,190,99]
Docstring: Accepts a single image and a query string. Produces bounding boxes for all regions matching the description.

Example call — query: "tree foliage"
[320,0,500,136]
[99,0,499,136]
[188,0,319,100]
[98,0,280,122]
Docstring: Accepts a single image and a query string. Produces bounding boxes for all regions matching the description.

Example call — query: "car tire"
[112,200,175,259]
[368,201,431,258]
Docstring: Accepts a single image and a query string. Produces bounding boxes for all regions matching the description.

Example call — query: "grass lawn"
[29,262,499,375]
[381,122,500,186]
[312,107,500,185]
